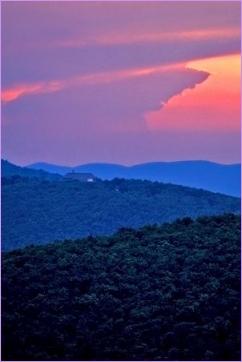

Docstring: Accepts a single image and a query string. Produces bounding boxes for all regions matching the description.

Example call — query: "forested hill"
[1,159,61,181]
[2,176,240,251]
[2,214,241,361]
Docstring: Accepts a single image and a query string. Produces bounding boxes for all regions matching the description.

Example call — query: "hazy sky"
[1,1,241,166]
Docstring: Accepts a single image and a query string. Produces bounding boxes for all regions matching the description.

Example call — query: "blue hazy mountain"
[1,159,61,181]
[27,162,128,178]
[27,160,241,197]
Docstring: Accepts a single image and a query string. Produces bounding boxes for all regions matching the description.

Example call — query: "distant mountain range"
[27,160,241,197]
[1,159,240,197]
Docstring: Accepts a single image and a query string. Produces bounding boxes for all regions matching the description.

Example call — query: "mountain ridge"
[1,159,61,181]
[2,176,240,251]
[27,160,241,197]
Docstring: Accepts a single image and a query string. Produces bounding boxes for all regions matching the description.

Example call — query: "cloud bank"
[1,1,240,165]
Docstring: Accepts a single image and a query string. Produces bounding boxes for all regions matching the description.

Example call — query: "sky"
[1,1,241,166]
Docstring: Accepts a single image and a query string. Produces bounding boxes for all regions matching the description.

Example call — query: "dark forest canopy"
[1,213,241,361]
[1,176,240,251]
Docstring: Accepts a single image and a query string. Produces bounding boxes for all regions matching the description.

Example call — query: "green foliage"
[1,214,241,361]
[1,176,240,251]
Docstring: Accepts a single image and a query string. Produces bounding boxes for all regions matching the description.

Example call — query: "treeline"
[1,213,241,361]
[2,176,240,251]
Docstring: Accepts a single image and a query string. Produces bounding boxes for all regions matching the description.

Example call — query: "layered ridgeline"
[2,214,240,361]
[1,159,61,181]
[28,160,241,197]
[2,174,240,251]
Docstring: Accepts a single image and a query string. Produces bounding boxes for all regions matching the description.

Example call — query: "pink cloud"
[2,62,202,104]
[2,81,65,103]
[55,28,240,49]
[2,64,210,165]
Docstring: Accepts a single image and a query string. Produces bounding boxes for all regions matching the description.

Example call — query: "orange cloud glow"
[146,54,240,132]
